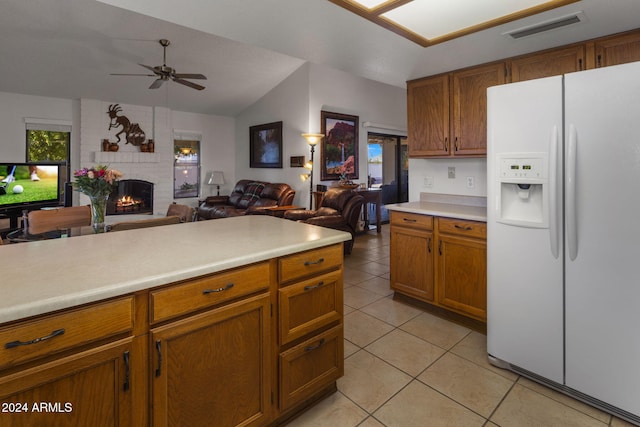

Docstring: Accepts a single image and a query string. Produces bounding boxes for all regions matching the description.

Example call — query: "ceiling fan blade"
[173,73,207,80]
[139,63,160,74]
[149,78,166,89]
[173,78,205,91]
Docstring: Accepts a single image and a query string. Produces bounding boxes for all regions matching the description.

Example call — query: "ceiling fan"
[111,39,207,90]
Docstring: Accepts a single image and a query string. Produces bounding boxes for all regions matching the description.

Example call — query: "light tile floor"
[285,224,635,427]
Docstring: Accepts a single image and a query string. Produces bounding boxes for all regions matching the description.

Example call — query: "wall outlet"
[448,166,456,179]
[424,176,433,188]
[466,176,475,189]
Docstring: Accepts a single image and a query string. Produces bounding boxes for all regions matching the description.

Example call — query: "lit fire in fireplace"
[116,195,143,212]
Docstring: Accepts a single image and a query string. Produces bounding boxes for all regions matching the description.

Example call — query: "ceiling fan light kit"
[111,39,207,91]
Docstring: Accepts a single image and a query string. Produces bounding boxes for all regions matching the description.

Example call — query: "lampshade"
[207,171,225,186]
[301,133,324,146]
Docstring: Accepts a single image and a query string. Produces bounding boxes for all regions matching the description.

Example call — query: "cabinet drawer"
[150,262,271,323]
[437,217,486,239]
[0,297,133,369]
[279,325,343,411]
[390,211,433,230]
[279,270,342,345]
[279,244,342,284]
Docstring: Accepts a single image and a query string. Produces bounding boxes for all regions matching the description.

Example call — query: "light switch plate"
[448,167,456,179]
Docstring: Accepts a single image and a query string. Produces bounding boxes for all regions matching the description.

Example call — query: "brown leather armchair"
[284,188,364,254]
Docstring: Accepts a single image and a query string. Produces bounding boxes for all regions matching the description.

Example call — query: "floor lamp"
[301,133,323,209]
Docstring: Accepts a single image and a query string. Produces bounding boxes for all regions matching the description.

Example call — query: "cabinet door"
[390,225,434,302]
[407,75,450,157]
[511,45,585,82]
[279,325,343,411]
[451,62,505,156]
[279,270,342,345]
[594,31,640,67]
[436,234,487,321]
[151,293,270,427]
[0,339,134,427]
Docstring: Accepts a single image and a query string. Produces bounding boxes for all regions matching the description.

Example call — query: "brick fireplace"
[79,100,174,215]
[107,179,153,215]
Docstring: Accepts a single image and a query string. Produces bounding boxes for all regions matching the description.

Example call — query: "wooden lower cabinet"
[437,233,487,321]
[279,325,343,411]
[0,243,345,427]
[390,217,434,301]
[390,212,487,322]
[151,293,271,427]
[0,338,135,427]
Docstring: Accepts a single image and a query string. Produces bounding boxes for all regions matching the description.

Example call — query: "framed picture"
[320,111,359,181]
[290,156,305,167]
[250,121,283,168]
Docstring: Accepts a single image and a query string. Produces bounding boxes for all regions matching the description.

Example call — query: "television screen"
[0,163,61,213]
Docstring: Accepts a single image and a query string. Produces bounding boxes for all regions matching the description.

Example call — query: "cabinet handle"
[427,237,431,253]
[454,137,459,151]
[155,340,162,378]
[304,258,325,266]
[597,54,602,68]
[454,224,473,231]
[203,283,234,294]
[304,281,325,291]
[5,328,65,349]
[443,137,448,152]
[578,58,583,71]
[402,218,417,223]
[304,338,325,352]
[123,351,130,392]
[439,240,443,256]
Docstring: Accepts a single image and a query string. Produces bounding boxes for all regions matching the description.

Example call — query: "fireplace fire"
[108,179,153,215]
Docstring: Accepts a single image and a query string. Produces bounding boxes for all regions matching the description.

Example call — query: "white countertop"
[386,194,487,222]
[0,216,351,324]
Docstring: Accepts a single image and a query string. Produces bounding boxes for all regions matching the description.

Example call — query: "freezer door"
[486,76,564,383]
[564,61,640,417]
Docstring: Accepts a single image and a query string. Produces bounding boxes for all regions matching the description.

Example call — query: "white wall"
[235,62,407,208]
[408,158,487,201]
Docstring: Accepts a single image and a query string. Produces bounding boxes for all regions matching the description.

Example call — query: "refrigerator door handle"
[567,124,578,261]
[549,125,559,259]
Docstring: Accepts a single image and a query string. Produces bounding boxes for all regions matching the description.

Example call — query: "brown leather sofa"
[284,188,364,254]
[197,179,295,220]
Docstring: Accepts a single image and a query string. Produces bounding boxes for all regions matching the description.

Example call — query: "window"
[174,139,200,198]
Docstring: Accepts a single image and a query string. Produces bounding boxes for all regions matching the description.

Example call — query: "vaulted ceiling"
[1,0,639,116]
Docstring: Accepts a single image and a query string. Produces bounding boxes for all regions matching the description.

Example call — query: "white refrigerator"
[487,61,640,424]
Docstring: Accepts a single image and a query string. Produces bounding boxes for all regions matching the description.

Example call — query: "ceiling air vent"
[504,12,585,39]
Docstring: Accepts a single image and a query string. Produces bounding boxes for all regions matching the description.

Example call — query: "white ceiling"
[1,0,639,116]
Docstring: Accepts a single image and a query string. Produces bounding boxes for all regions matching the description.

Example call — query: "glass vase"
[88,194,109,233]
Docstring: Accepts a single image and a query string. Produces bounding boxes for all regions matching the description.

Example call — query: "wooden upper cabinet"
[593,31,640,67]
[407,74,449,157]
[510,45,586,82]
[451,62,505,156]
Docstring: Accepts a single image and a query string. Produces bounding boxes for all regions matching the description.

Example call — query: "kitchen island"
[387,194,488,328]
[0,215,351,426]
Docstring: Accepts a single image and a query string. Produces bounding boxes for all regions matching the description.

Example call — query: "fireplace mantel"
[94,151,159,163]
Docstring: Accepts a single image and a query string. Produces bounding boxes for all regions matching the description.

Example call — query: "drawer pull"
[155,340,162,378]
[454,224,473,231]
[428,237,431,253]
[402,218,417,223]
[5,328,65,349]
[123,351,130,392]
[304,258,325,266]
[304,281,325,291]
[203,283,234,294]
[304,338,325,352]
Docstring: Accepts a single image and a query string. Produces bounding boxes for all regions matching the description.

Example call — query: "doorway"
[367,133,408,223]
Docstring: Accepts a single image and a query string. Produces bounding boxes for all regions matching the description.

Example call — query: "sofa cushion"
[237,181,266,208]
